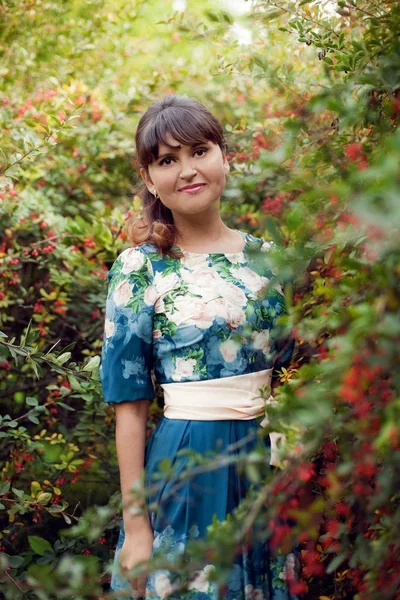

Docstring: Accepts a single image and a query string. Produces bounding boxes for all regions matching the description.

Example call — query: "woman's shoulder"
[107,244,157,282]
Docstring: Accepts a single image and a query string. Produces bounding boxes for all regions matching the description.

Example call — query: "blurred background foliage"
[1,0,399,598]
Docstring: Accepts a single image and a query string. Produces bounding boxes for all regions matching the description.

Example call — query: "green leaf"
[82,355,100,372]
[7,554,24,568]
[47,504,65,514]
[326,552,348,573]
[56,352,71,366]
[62,513,72,524]
[57,402,75,412]
[28,536,54,556]
[37,492,52,506]
[0,481,10,495]
[26,397,38,406]
[12,488,24,499]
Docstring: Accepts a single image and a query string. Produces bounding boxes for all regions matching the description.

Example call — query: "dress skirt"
[110,416,298,600]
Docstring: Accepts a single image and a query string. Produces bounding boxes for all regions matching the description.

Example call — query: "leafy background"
[1,0,399,598]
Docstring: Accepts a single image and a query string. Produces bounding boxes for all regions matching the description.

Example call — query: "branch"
[267,2,340,38]
[4,569,30,599]
[0,105,82,177]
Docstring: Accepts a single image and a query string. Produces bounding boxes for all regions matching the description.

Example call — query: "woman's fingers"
[120,568,147,597]
[136,575,147,596]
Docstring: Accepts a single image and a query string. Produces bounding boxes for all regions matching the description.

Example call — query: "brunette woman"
[100,95,296,599]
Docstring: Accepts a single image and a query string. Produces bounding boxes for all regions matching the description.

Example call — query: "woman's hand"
[118,526,154,598]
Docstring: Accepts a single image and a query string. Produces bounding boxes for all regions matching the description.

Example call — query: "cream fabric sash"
[161,369,285,466]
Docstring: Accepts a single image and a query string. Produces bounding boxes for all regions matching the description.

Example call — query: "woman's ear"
[223,159,230,176]
[140,166,155,194]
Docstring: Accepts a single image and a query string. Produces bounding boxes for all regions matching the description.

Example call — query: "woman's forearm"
[114,400,151,535]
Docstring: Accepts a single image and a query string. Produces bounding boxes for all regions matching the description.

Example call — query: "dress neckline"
[172,230,248,257]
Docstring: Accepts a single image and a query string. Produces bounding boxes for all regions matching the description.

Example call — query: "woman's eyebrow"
[157,146,181,160]
[157,141,209,161]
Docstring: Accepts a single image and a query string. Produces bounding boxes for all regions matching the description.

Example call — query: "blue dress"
[100,231,297,600]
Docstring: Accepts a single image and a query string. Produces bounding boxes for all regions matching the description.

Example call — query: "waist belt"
[161,368,284,467]
[161,368,273,421]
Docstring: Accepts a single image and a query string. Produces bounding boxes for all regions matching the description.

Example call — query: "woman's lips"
[179,184,206,194]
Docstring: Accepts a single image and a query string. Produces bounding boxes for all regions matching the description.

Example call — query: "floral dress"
[100,231,297,600]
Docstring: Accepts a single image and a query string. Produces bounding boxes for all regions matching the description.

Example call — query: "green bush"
[1,1,399,598]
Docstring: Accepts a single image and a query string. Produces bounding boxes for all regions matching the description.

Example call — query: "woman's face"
[140,135,229,217]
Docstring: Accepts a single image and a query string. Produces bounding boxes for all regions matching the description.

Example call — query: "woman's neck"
[173,218,242,254]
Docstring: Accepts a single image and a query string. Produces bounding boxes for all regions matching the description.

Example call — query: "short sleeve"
[100,247,156,403]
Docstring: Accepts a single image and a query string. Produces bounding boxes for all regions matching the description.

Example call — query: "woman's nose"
[179,159,197,179]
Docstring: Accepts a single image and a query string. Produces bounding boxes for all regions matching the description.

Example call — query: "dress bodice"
[100,231,293,403]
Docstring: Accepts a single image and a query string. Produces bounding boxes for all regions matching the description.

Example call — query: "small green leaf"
[82,355,100,372]
[57,402,75,412]
[62,513,72,524]
[0,481,10,495]
[7,554,24,568]
[26,397,38,406]
[12,488,24,499]
[56,352,71,366]
[28,536,54,556]
[37,492,52,506]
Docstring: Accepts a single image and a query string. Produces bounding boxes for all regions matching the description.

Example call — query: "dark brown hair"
[125,95,227,257]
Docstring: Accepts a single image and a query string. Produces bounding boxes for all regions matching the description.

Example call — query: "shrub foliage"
[0,1,399,598]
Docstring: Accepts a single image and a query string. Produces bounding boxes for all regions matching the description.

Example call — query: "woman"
[100,95,296,599]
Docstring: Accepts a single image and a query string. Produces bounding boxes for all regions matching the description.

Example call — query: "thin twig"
[4,569,30,599]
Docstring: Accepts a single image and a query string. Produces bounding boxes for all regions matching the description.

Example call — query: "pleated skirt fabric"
[110,417,298,600]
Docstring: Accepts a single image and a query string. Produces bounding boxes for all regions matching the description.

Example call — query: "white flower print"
[187,565,215,593]
[207,297,229,320]
[226,304,246,329]
[120,248,145,274]
[113,280,133,306]
[154,271,179,297]
[172,357,197,381]
[251,330,270,354]
[220,339,240,362]
[104,319,115,338]
[230,266,269,294]
[168,296,214,329]
[180,266,222,302]
[280,553,296,582]
[154,573,172,598]
[220,280,247,307]
[154,297,165,314]
[244,586,266,600]
[144,284,157,306]
[225,251,247,264]
[180,252,209,270]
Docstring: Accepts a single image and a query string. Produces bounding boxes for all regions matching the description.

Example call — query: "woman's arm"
[114,400,153,595]
[115,399,151,533]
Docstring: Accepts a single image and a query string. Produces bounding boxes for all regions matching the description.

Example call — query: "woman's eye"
[194,148,207,157]
[159,157,174,166]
